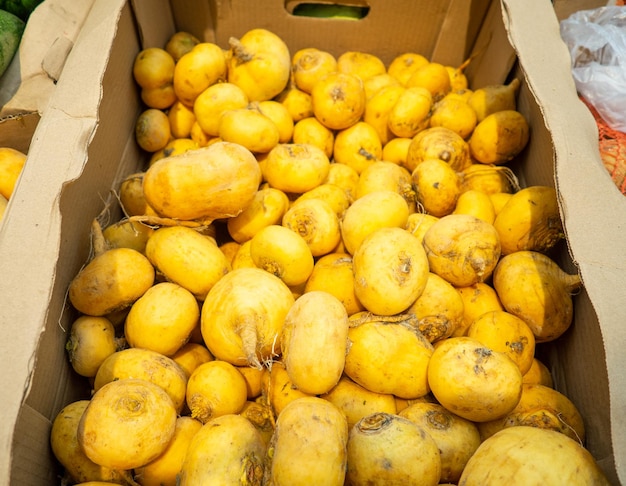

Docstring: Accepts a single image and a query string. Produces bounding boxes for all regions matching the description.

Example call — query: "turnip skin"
[346,412,441,485]
[50,400,133,484]
[281,291,349,395]
[399,402,481,483]
[77,378,177,471]
[185,360,248,424]
[66,316,119,378]
[352,226,430,316]
[344,316,433,399]
[458,426,610,486]
[68,247,155,317]
[94,347,188,414]
[179,414,266,485]
[265,397,348,486]
[142,141,262,223]
[201,267,295,368]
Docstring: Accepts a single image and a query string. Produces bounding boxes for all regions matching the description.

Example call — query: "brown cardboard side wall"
[167,0,493,66]
[0,1,142,483]
[501,0,626,483]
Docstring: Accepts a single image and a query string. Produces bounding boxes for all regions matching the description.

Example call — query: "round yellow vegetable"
[201,267,295,368]
[227,28,291,102]
[427,336,523,422]
[423,214,501,287]
[346,412,441,486]
[124,281,200,356]
[77,378,177,470]
[458,426,610,485]
[66,316,118,378]
[353,226,430,316]
[185,360,248,424]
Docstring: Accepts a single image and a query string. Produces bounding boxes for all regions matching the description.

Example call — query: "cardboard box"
[0,0,624,484]
[0,0,96,231]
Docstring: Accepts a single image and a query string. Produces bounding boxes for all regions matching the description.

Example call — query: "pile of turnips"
[50,26,609,486]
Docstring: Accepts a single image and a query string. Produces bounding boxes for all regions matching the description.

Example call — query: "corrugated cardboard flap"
[0,1,133,482]
[501,0,626,483]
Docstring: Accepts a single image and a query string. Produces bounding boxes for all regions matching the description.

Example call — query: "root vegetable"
[227,28,291,102]
[492,250,581,342]
[522,357,554,388]
[145,225,229,300]
[412,158,461,217]
[459,163,519,194]
[454,282,504,337]
[50,400,133,485]
[171,342,214,378]
[142,141,262,223]
[429,96,477,139]
[387,86,433,138]
[320,375,397,429]
[388,52,430,86]
[341,190,410,255]
[337,50,386,82]
[292,116,335,157]
[405,212,439,244]
[281,291,349,394]
[467,78,520,122]
[0,147,26,198]
[293,182,351,219]
[333,121,383,174]
[406,126,472,172]
[406,61,451,101]
[453,189,496,224]
[353,226,430,315]
[458,426,610,485]
[399,402,481,483]
[356,160,416,212]
[291,47,337,94]
[281,198,341,257]
[69,246,155,317]
[102,220,154,253]
[266,397,348,486]
[477,383,585,443]
[262,143,330,193]
[363,84,405,145]
[469,109,529,164]
[192,81,248,136]
[200,267,295,368]
[345,315,433,398]
[249,224,314,286]
[134,416,202,486]
[423,214,501,287]
[124,281,199,356]
[311,72,366,130]
[467,310,536,375]
[304,252,365,316]
[173,42,226,106]
[239,400,275,447]
[346,412,441,486]
[94,347,188,414]
[78,378,177,471]
[66,316,118,378]
[179,414,266,485]
[186,360,248,424]
[263,361,313,416]
[427,336,523,422]
[237,365,266,400]
[493,185,563,254]
[406,272,465,343]
[218,107,280,153]
[227,187,290,243]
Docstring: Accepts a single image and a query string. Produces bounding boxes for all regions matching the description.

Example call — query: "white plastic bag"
[560,6,626,132]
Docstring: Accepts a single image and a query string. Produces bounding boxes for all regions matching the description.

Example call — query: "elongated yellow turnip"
[281,291,349,394]
[266,397,348,486]
[142,141,262,223]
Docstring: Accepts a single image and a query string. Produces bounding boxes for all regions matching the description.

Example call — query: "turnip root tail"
[91,218,107,256]
[239,316,262,369]
[229,37,253,63]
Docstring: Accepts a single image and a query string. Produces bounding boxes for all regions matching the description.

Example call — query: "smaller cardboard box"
[0,0,624,484]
